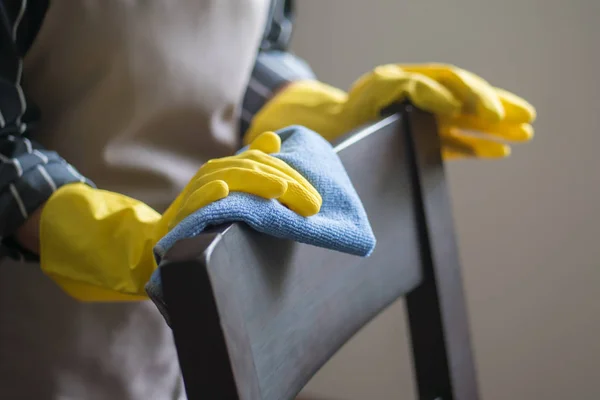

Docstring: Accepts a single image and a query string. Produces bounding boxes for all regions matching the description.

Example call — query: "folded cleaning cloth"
[145,125,376,321]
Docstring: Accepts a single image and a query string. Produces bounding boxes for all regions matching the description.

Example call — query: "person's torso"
[24,0,270,210]
[0,1,270,399]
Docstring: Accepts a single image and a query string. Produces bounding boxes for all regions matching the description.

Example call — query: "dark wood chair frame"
[158,104,480,400]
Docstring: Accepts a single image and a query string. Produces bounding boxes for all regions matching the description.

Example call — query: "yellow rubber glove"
[40,132,321,302]
[245,64,536,160]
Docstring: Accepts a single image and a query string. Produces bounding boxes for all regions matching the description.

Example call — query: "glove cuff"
[40,183,162,301]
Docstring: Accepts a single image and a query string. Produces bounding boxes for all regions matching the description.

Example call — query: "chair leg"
[405,274,454,400]
[402,106,481,400]
[162,257,241,400]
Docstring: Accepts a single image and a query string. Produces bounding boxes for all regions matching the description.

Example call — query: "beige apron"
[0,1,269,398]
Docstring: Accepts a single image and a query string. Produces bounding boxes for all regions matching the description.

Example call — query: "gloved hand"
[244,64,536,160]
[40,132,321,302]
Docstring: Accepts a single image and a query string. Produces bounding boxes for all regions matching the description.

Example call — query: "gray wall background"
[291,1,600,399]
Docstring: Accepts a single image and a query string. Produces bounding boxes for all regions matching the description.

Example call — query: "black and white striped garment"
[0,0,315,261]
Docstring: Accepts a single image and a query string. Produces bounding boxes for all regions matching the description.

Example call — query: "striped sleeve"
[240,0,317,136]
[0,0,94,261]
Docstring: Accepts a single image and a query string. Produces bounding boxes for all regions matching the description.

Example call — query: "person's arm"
[0,0,94,259]
[239,0,316,137]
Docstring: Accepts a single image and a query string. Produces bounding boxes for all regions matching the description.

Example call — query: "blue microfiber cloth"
[145,125,376,320]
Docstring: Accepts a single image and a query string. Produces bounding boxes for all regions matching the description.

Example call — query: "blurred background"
[291,1,600,399]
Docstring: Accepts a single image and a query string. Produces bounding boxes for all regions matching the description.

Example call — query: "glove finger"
[405,73,463,116]
[249,131,281,154]
[190,165,320,217]
[197,151,322,213]
[223,153,322,216]
[191,167,288,200]
[441,115,534,142]
[400,64,504,122]
[235,150,322,205]
[197,157,312,200]
[170,180,229,230]
[197,158,280,177]
[277,179,322,217]
[440,127,511,158]
[495,87,537,123]
[442,148,470,161]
